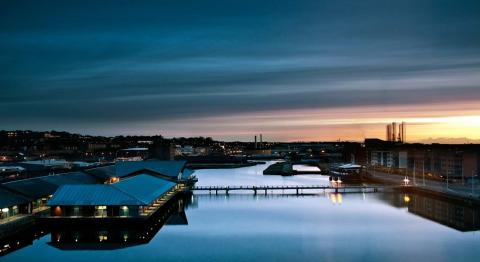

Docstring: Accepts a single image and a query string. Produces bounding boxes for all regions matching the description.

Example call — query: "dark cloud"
[1,0,480,136]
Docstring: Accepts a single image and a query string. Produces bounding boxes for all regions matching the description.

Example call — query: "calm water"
[2,162,480,262]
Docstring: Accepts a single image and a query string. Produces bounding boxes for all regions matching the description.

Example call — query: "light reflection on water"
[195,161,329,186]
[1,163,480,262]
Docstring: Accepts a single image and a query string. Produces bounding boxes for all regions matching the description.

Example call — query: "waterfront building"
[0,187,31,221]
[366,139,480,179]
[47,174,179,218]
[46,160,195,219]
[85,160,195,185]
[1,172,99,215]
[0,160,196,224]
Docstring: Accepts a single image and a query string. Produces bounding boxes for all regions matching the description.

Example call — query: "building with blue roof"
[2,171,100,214]
[0,160,196,222]
[47,173,182,219]
[0,187,32,221]
[85,160,196,185]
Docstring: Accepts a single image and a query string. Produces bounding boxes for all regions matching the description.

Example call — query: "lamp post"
[413,160,416,185]
[446,169,449,190]
[473,170,476,196]
[422,161,425,187]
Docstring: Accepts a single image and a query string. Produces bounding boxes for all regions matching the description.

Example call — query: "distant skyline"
[2,0,480,142]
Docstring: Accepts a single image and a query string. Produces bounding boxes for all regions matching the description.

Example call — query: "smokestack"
[392,122,397,142]
[401,122,406,143]
[260,134,263,144]
[254,135,257,149]
[386,124,392,141]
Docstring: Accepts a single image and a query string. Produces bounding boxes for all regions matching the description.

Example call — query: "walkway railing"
[193,185,388,195]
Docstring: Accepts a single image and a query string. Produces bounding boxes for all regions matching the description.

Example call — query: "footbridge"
[192,184,392,195]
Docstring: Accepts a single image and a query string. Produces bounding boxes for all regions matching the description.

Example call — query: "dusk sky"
[1,0,480,142]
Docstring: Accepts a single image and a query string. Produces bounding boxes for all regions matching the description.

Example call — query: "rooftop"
[85,160,188,181]
[47,174,177,206]
[47,185,144,206]
[2,172,99,199]
[0,186,31,208]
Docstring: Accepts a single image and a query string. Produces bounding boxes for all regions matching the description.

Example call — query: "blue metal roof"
[47,185,144,206]
[2,172,99,199]
[3,179,59,199]
[40,172,99,186]
[84,165,116,180]
[181,169,195,180]
[112,174,176,204]
[47,174,177,206]
[0,187,31,208]
[115,160,186,178]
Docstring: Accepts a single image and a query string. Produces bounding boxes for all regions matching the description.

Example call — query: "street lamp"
[422,160,425,186]
[472,169,476,196]
[403,176,410,186]
[413,160,416,185]
[446,169,449,190]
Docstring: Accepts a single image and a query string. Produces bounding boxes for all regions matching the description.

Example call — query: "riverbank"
[367,169,480,205]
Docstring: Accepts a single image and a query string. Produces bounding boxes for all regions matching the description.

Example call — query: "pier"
[193,185,388,195]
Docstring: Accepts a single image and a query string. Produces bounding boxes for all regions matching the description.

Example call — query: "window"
[73,206,81,217]
[120,206,129,217]
[1,207,9,219]
[95,206,107,217]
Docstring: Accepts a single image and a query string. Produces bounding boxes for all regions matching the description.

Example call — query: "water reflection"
[0,226,48,256]
[327,193,343,205]
[47,194,191,250]
[0,194,191,255]
[1,166,480,261]
[406,193,480,232]
[377,191,480,232]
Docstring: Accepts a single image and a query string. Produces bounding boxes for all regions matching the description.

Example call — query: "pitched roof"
[2,172,99,199]
[112,174,176,204]
[47,185,143,206]
[84,165,116,180]
[181,169,195,180]
[40,172,99,186]
[47,174,176,206]
[0,187,31,208]
[115,160,186,178]
[3,179,59,199]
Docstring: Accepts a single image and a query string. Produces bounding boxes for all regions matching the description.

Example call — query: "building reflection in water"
[0,226,49,256]
[378,191,480,232]
[406,193,480,232]
[0,194,192,255]
[48,195,191,250]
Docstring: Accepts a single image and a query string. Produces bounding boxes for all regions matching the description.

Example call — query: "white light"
[1,208,8,213]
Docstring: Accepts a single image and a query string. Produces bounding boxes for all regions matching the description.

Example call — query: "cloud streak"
[1,0,480,140]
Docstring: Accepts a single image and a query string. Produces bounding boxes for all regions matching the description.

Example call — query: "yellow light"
[403,195,411,203]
